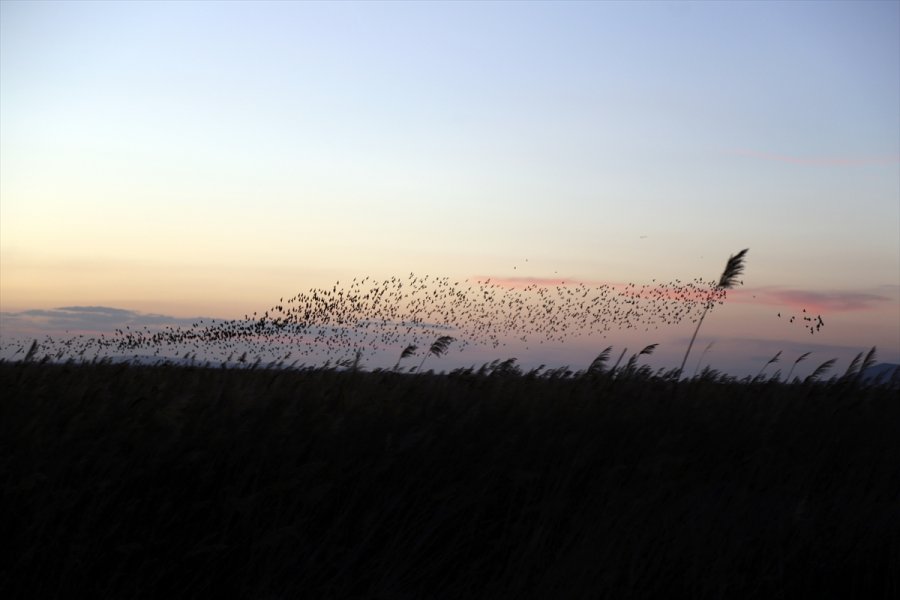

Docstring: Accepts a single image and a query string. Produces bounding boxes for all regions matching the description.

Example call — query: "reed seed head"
[717,248,749,289]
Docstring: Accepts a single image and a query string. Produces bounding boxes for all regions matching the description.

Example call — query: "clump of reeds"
[805,358,837,384]
[586,346,613,375]
[756,350,782,380]
[417,335,455,371]
[394,344,417,370]
[785,351,810,383]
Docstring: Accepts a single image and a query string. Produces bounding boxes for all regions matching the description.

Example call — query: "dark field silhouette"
[4,251,895,597]
[3,360,899,599]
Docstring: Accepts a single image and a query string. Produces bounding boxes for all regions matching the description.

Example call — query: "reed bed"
[3,360,898,599]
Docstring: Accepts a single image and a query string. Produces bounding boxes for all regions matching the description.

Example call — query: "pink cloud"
[731,287,893,312]
[472,279,894,314]
[731,148,900,167]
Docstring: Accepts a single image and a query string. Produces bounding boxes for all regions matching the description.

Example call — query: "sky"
[1,0,898,376]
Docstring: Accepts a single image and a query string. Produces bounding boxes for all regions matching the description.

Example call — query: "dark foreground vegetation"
[3,361,899,599]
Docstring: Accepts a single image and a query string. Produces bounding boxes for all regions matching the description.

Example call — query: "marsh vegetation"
[3,357,898,598]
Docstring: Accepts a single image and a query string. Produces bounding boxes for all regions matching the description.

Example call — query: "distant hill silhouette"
[860,363,899,383]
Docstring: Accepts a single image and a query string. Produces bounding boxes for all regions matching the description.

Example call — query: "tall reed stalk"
[678,249,748,379]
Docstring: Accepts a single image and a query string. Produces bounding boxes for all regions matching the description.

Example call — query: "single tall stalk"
[678,249,748,379]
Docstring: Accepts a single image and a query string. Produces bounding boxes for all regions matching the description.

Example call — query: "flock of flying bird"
[777,309,825,335]
[3,272,824,368]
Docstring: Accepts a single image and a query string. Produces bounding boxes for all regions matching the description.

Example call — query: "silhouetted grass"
[2,360,899,599]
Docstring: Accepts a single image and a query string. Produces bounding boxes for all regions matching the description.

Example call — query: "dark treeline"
[3,361,899,599]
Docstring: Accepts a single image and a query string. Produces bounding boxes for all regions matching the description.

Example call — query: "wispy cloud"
[433,277,893,315]
[679,335,885,358]
[0,306,209,335]
[730,148,900,167]
[730,287,893,313]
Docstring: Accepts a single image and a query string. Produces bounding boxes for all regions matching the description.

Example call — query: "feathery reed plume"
[429,335,454,357]
[842,351,864,380]
[609,347,627,375]
[717,248,749,288]
[526,364,546,377]
[23,339,39,363]
[805,358,836,383]
[890,365,900,387]
[394,344,417,370]
[587,346,613,375]
[639,343,659,356]
[855,346,877,384]
[678,248,748,378]
[418,336,455,371]
[757,350,782,379]
[493,357,521,376]
[624,344,659,374]
[785,351,810,383]
[697,365,722,381]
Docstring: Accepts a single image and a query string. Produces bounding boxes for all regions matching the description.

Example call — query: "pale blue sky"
[2,0,898,372]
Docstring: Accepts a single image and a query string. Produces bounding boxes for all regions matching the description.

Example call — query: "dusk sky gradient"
[1,0,898,375]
